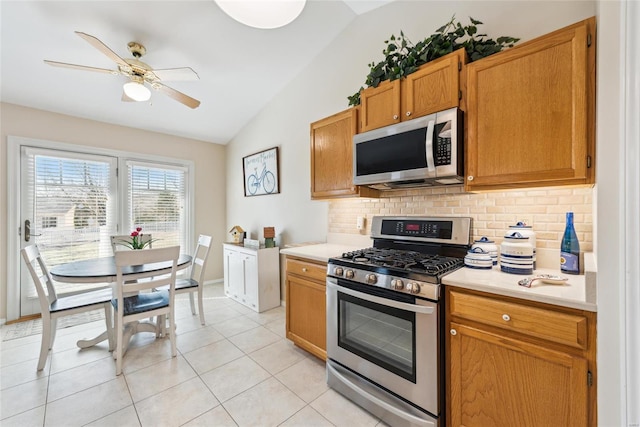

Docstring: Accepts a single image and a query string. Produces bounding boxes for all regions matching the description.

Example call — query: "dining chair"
[157,235,212,325]
[20,245,114,371]
[112,245,180,375]
[110,234,153,254]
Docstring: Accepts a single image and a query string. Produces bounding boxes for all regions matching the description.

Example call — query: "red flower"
[136,227,142,232]
[131,231,139,237]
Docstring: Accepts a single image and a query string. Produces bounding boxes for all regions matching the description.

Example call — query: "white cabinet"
[223,244,280,312]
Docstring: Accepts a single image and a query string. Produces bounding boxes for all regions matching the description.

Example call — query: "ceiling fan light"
[215,0,306,29]
[123,81,151,102]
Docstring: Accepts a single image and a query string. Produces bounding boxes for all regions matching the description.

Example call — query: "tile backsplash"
[328,186,593,252]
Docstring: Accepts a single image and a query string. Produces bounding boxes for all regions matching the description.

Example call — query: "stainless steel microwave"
[353,107,464,189]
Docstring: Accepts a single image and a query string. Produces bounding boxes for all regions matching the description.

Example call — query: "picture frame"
[243,147,280,197]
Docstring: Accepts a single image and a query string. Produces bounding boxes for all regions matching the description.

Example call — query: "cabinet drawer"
[449,291,588,349]
[286,258,327,283]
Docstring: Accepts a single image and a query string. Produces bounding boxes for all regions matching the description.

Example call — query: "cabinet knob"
[467,176,474,181]
[502,314,511,322]
[450,329,457,336]
[302,268,307,272]
[393,115,399,120]
[405,111,411,117]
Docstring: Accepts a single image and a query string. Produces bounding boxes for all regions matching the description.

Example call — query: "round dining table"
[49,253,192,349]
[50,253,193,283]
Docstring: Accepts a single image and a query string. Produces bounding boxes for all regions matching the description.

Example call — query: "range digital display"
[380,219,453,239]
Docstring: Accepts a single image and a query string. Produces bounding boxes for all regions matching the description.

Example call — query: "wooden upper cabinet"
[403,49,467,120]
[359,79,401,132]
[359,49,467,133]
[310,108,379,199]
[465,17,596,191]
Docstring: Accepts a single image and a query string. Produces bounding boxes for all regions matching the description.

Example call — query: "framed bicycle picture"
[243,147,280,197]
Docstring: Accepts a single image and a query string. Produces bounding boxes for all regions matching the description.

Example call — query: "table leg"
[77,331,109,348]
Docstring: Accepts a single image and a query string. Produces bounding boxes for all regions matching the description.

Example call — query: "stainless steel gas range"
[326,216,472,427]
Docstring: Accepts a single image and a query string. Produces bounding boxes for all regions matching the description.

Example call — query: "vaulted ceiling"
[0,1,390,144]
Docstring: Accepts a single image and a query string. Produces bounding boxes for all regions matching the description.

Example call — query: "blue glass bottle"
[560,212,580,274]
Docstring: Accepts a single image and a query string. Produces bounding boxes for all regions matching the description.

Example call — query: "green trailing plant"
[348,16,519,106]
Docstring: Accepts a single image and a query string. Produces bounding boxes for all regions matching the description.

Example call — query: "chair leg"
[197,289,205,325]
[49,318,58,349]
[169,309,177,358]
[188,292,196,315]
[104,303,115,351]
[38,314,52,371]
[115,314,124,376]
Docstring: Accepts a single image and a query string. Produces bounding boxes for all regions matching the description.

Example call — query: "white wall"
[1,103,228,321]
[225,1,631,425]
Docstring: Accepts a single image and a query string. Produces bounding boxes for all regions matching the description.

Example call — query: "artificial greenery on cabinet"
[348,16,519,106]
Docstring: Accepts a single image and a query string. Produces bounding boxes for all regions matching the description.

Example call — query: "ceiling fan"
[44,32,200,109]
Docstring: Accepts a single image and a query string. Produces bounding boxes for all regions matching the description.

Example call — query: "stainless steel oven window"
[337,291,417,382]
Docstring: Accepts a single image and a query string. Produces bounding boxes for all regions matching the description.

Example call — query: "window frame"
[7,135,195,321]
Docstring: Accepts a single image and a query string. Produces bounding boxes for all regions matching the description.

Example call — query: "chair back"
[21,245,57,314]
[111,234,153,254]
[113,246,180,300]
[190,235,212,284]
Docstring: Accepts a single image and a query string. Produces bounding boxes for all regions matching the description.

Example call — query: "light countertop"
[280,243,362,263]
[280,239,597,312]
[443,266,597,312]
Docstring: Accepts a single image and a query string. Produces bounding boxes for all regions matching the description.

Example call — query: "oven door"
[326,277,440,417]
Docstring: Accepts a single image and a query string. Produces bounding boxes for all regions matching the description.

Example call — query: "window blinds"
[23,147,117,268]
[126,161,187,250]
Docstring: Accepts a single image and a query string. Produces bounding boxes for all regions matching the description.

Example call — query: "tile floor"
[0,284,387,427]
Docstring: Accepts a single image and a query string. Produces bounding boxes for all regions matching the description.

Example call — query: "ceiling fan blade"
[151,67,200,81]
[75,31,129,68]
[154,83,201,109]
[44,60,117,75]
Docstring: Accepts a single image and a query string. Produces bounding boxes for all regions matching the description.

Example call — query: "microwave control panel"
[434,121,452,166]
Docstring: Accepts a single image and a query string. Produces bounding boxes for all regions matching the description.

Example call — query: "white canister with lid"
[500,231,534,275]
[472,237,498,265]
[509,222,536,268]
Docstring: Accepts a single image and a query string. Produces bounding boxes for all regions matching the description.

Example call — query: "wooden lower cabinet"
[285,256,327,360]
[446,287,596,427]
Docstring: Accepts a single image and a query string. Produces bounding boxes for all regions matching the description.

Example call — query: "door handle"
[24,219,42,242]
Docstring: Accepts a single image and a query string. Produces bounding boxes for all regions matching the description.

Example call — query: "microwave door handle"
[425,119,436,173]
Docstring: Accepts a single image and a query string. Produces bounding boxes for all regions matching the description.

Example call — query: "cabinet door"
[448,322,588,427]
[224,249,244,300]
[465,17,595,191]
[310,109,378,199]
[359,79,401,132]
[286,274,327,360]
[242,253,258,309]
[403,50,464,119]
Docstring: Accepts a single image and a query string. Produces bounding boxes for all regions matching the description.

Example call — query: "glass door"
[20,146,117,316]
[337,290,417,382]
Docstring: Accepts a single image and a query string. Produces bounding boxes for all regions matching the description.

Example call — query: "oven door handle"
[328,281,435,315]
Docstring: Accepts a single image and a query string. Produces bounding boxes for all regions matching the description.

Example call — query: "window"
[15,140,194,317]
[41,216,58,228]
[125,161,188,250]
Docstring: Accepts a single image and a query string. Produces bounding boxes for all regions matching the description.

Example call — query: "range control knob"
[366,274,377,284]
[345,269,355,279]
[334,267,344,276]
[407,282,421,294]
[391,279,404,290]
